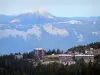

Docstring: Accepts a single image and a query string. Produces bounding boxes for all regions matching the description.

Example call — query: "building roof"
[58,54,94,57]
[75,54,94,56]
[34,48,44,50]
[46,55,59,57]
[59,54,73,56]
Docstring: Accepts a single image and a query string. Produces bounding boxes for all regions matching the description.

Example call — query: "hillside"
[68,42,100,53]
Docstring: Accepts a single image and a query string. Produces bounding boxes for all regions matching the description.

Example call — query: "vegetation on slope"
[68,42,100,53]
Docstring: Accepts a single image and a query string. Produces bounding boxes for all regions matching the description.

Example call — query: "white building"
[59,54,75,65]
[75,54,94,62]
[15,54,23,59]
[34,48,44,60]
[59,54,94,65]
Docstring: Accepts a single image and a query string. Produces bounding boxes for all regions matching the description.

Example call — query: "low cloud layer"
[67,20,83,24]
[9,19,20,23]
[92,31,100,35]
[73,29,84,42]
[43,24,69,37]
[0,24,69,40]
[77,34,84,42]
[0,25,41,40]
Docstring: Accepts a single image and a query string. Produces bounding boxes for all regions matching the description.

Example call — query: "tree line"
[0,53,100,75]
[46,49,63,55]
[23,49,64,59]
[68,42,100,53]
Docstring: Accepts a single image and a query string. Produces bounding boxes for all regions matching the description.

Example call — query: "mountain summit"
[9,9,56,24]
[25,9,51,15]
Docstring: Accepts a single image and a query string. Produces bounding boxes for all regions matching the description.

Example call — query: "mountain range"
[0,9,100,54]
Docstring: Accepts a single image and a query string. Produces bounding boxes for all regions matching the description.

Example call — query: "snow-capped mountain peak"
[28,9,48,15]
[22,9,55,19]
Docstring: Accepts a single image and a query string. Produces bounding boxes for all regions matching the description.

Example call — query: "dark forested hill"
[68,42,100,53]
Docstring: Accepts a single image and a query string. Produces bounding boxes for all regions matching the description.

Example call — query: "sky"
[0,0,100,17]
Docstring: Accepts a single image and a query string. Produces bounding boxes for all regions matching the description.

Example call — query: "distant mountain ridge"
[0,9,56,24]
[0,9,100,54]
[0,9,100,24]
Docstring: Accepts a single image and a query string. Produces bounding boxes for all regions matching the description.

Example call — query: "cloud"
[0,25,41,40]
[73,29,78,35]
[67,20,83,24]
[15,24,23,28]
[9,19,20,23]
[93,22,96,24]
[0,24,9,28]
[77,34,84,42]
[47,15,54,19]
[43,24,69,37]
[92,31,100,35]
[53,20,83,25]
[73,29,84,42]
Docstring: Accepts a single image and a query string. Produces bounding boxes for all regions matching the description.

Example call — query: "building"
[75,54,94,62]
[85,48,100,55]
[45,54,59,62]
[85,48,94,55]
[59,54,75,65]
[66,51,74,54]
[15,54,23,59]
[59,54,94,65]
[92,49,100,55]
[34,48,44,60]
[41,61,54,65]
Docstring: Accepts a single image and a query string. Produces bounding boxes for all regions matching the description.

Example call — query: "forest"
[0,54,100,75]
[0,42,100,75]
[68,42,100,53]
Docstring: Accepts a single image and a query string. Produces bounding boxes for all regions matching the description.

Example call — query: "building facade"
[75,54,94,62]
[59,54,94,65]
[15,54,23,59]
[34,48,44,60]
[59,54,75,65]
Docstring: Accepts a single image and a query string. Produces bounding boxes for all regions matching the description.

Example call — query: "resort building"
[59,54,75,65]
[15,54,23,59]
[75,54,94,62]
[59,54,94,65]
[34,48,44,60]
